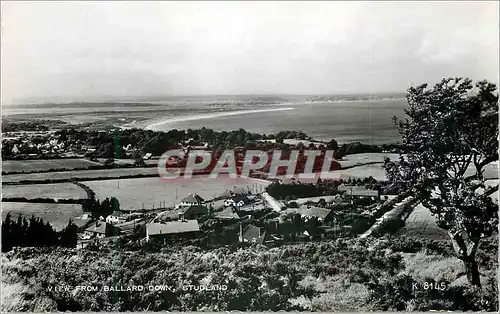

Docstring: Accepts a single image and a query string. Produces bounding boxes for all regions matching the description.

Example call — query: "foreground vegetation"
[1,236,497,312]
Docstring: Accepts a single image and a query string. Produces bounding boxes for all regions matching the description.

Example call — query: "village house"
[239,224,266,244]
[295,205,333,222]
[338,184,379,203]
[238,202,267,212]
[220,190,232,199]
[220,186,251,199]
[178,193,204,208]
[214,207,240,221]
[83,221,120,239]
[146,220,200,242]
[224,195,251,208]
[238,223,282,246]
[105,212,128,225]
[179,204,209,220]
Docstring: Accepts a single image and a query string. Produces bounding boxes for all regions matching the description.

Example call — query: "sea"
[3,97,408,145]
[147,99,407,145]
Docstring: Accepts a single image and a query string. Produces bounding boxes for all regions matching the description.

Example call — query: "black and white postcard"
[1,1,498,312]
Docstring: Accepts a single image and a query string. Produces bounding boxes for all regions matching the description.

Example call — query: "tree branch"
[478,153,498,169]
[483,184,499,197]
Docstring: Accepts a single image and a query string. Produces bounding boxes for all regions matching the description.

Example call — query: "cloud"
[1,1,498,104]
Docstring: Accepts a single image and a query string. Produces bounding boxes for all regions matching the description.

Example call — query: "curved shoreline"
[145,107,295,130]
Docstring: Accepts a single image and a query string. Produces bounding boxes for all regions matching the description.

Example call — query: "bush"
[2,237,497,312]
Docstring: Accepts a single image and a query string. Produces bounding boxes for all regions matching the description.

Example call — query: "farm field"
[96,158,158,166]
[338,154,497,181]
[2,183,87,200]
[2,158,101,173]
[335,163,389,181]
[1,202,85,231]
[85,175,271,211]
[2,167,158,183]
[338,153,401,168]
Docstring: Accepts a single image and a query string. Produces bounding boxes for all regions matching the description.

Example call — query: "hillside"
[1,236,497,312]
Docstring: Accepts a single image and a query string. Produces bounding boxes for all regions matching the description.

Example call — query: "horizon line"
[3,91,407,106]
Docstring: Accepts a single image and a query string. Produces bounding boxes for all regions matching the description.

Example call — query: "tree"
[2,213,12,252]
[326,139,339,151]
[385,78,498,287]
[60,219,78,248]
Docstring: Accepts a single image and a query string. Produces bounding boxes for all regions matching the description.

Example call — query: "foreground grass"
[1,236,497,312]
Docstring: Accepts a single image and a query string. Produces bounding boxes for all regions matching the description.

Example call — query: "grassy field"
[85,175,271,211]
[2,167,158,183]
[335,163,389,181]
[2,158,101,173]
[337,154,497,182]
[337,153,401,168]
[1,202,85,231]
[2,183,87,200]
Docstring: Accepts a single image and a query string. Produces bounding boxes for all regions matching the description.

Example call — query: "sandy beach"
[145,107,295,130]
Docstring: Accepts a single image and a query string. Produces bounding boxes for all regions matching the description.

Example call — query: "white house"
[224,195,250,208]
[106,212,127,225]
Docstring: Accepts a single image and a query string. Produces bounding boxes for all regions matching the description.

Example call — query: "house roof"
[230,195,250,204]
[181,193,204,203]
[238,203,266,212]
[339,185,379,197]
[109,211,126,218]
[281,206,332,220]
[280,178,297,185]
[182,205,208,216]
[220,187,250,198]
[85,221,108,234]
[220,190,232,198]
[242,224,262,242]
[214,208,240,220]
[147,220,200,236]
[232,186,250,195]
[298,205,332,220]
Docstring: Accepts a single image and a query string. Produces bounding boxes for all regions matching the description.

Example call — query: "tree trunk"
[463,259,481,287]
[449,232,481,287]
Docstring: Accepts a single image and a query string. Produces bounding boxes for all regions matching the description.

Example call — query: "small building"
[279,178,297,185]
[219,190,233,199]
[224,195,251,208]
[338,185,379,201]
[296,205,333,222]
[83,221,120,239]
[180,205,209,220]
[146,220,200,241]
[238,202,267,212]
[238,223,281,246]
[239,224,266,244]
[214,207,240,221]
[178,193,204,207]
[106,212,127,225]
[143,152,153,160]
[232,186,251,195]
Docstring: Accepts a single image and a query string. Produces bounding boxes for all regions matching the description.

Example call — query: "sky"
[1,1,499,104]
